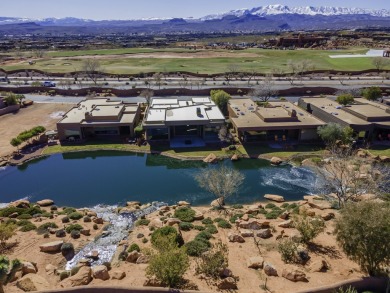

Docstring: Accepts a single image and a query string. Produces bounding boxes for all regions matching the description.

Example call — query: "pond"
[0,151,318,207]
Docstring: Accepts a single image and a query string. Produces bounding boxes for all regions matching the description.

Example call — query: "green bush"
[37,222,58,234]
[93,224,98,230]
[258,208,267,215]
[213,217,224,223]
[185,240,210,256]
[174,207,196,222]
[83,216,91,223]
[194,225,205,231]
[281,203,289,209]
[68,212,83,220]
[205,224,218,234]
[151,226,184,247]
[70,230,80,239]
[217,220,232,229]
[195,242,228,279]
[135,219,150,226]
[50,206,58,211]
[16,220,31,226]
[229,213,244,223]
[61,243,74,255]
[179,222,193,231]
[118,251,128,261]
[231,204,243,209]
[61,216,70,223]
[265,210,283,219]
[63,207,76,214]
[201,217,213,225]
[19,223,36,232]
[65,224,83,234]
[128,243,140,252]
[0,223,17,246]
[17,214,32,220]
[142,237,148,244]
[278,238,298,263]
[294,214,325,244]
[195,231,212,242]
[59,271,70,281]
[265,203,277,209]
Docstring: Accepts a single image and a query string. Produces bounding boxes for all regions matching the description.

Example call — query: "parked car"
[41,81,56,87]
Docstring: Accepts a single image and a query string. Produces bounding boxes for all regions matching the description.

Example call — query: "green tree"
[336,93,354,106]
[0,223,16,247]
[10,138,22,153]
[362,86,382,101]
[317,123,353,145]
[293,212,325,244]
[0,256,22,293]
[146,233,189,288]
[210,90,231,114]
[3,94,18,106]
[195,165,245,208]
[335,201,390,275]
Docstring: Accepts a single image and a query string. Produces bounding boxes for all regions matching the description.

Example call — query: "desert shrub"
[213,217,224,223]
[179,222,193,231]
[19,222,36,232]
[59,271,70,281]
[55,229,66,238]
[205,224,218,234]
[142,237,148,244]
[146,233,189,288]
[128,243,140,252]
[194,225,205,231]
[70,266,80,276]
[118,251,128,261]
[135,219,150,226]
[68,212,83,220]
[61,216,70,223]
[278,238,298,263]
[16,220,31,226]
[70,230,80,239]
[93,224,98,230]
[265,210,283,219]
[195,231,212,242]
[231,204,243,209]
[5,219,17,225]
[61,243,74,255]
[335,201,390,275]
[229,213,244,223]
[265,203,276,209]
[151,226,184,247]
[294,214,325,244]
[195,242,228,279]
[201,217,213,225]
[50,205,58,211]
[37,222,58,234]
[0,207,22,217]
[174,207,196,222]
[103,262,112,271]
[281,203,289,209]
[65,224,83,234]
[185,240,210,257]
[63,207,76,214]
[17,214,32,220]
[217,220,232,229]
[41,212,52,218]
[83,216,91,223]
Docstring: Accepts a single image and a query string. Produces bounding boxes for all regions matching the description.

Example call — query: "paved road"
[25,94,146,104]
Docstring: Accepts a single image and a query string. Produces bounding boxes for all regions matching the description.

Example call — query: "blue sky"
[1,0,389,20]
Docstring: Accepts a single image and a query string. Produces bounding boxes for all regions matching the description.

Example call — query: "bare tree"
[224,64,240,85]
[246,67,259,86]
[250,75,278,105]
[153,73,163,89]
[336,72,347,86]
[81,59,101,85]
[34,49,46,58]
[372,57,389,72]
[178,77,188,88]
[140,89,154,106]
[195,165,245,208]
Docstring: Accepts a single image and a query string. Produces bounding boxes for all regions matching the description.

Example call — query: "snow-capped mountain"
[202,4,390,20]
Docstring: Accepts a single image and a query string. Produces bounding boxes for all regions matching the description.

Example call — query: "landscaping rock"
[247,205,259,214]
[149,218,163,228]
[228,233,245,243]
[241,214,249,221]
[211,197,224,207]
[217,277,237,290]
[379,156,390,163]
[92,265,110,281]
[231,154,239,161]
[93,217,104,224]
[9,212,18,218]
[137,233,144,239]
[87,211,97,217]
[45,264,57,275]
[166,218,181,226]
[282,267,308,282]
[193,212,204,221]
[10,199,30,209]
[240,229,254,237]
[279,211,290,220]
[309,258,330,272]
[159,206,170,212]
[136,254,150,264]
[22,262,37,275]
[270,157,283,165]
[264,194,285,202]
[257,228,272,239]
[247,256,264,269]
[111,270,126,280]
[39,240,63,253]
[126,251,142,263]
[126,201,140,207]
[219,268,233,278]
[321,212,335,221]
[87,251,99,260]
[278,219,293,228]
[80,229,91,236]
[238,218,270,230]
[60,266,92,287]
[203,153,218,163]
[307,199,332,210]
[177,201,190,206]
[264,262,278,276]
[36,199,54,207]
[16,274,50,291]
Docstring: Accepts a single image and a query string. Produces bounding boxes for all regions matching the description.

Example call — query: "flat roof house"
[228,98,325,142]
[298,97,390,140]
[57,98,141,141]
[143,97,225,147]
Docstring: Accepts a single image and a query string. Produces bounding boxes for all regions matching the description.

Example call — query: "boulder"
[247,256,264,269]
[136,254,150,264]
[219,268,233,278]
[282,267,308,282]
[217,277,237,290]
[60,266,92,287]
[149,218,163,228]
[247,205,259,214]
[231,154,239,161]
[39,240,63,253]
[45,264,57,276]
[278,219,293,228]
[264,262,278,276]
[111,270,126,280]
[193,212,204,221]
[303,195,323,201]
[80,229,90,236]
[9,212,19,218]
[228,233,245,243]
[264,194,285,203]
[177,201,190,206]
[309,259,330,272]
[238,218,270,230]
[203,153,218,163]
[307,199,332,210]
[159,206,170,212]
[92,265,110,281]
[87,251,99,260]
[240,229,254,237]
[279,211,290,220]
[257,228,272,239]
[87,211,97,217]
[126,201,141,207]
[379,156,390,163]
[10,199,30,209]
[166,218,181,226]
[93,217,104,224]
[270,157,283,165]
[36,199,54,207]
[16,274,50,291]
[321,212,335,221]
[22,262,37,275]
[211,197,225,207]
[126,251,142,263]
[241,214,249,221]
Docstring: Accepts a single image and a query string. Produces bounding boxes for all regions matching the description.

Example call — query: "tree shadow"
[308,243,342,259]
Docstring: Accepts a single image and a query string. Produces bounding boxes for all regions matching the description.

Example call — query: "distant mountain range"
[0,4,389,34]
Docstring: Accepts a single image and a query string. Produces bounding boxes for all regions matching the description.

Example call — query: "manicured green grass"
[369,145,390,157]
[4,47,388,74]
[241,144,325,159]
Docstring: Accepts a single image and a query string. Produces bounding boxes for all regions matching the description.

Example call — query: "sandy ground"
[0,103,74,157]
[4,201,364,293]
